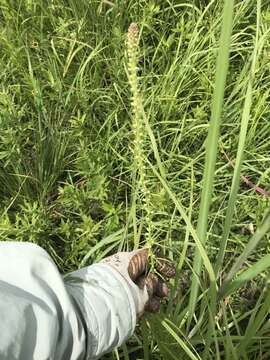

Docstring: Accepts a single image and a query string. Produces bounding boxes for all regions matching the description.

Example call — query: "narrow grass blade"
[215,0,261,274]
[177,165,194,271]
[189,0,235,322]
[141,319,150,360]
[204,1,261,355]
[80,228,124,266]
[161,319,202,360]
[239,285,270,355]
[220,301,239,360]
[121,343,130,360]
[221,210,270,289]
[220,253,270,298]
[149,162,215,283]
[141,107,166,180]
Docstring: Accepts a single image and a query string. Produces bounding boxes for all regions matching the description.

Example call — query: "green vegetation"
[1,0,270,358]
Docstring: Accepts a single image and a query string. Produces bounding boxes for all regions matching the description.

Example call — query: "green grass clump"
[1,0,270,359]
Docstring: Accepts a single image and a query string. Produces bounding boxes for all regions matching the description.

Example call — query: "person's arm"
[0,241,88,360]
[63,260,142,358]
[0,242,138,360]
[0,242,174,360]
[64,249,174,358]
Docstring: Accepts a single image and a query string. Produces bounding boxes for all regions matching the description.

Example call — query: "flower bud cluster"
[127,23,153,251]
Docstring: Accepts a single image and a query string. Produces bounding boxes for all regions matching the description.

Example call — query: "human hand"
[101,249,176,316]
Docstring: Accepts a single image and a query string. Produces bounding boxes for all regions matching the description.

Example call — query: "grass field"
[1,0,270,359]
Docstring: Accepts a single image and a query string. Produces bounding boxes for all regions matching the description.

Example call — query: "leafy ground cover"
[1,0,270,358]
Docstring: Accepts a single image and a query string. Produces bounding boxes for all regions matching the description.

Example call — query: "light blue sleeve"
[0,242,136,360]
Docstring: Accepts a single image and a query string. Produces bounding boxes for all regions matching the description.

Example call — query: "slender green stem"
[188,0,235,327]
[215,0,261,275]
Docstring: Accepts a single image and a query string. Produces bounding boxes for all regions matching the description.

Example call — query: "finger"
[155,256,176,278]
[135,273,159,297]
[145,297,160,313]
[128,249,149,281]
[155,279,169,298]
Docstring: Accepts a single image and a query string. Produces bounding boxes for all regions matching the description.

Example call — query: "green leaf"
[215,0,262,274]
[221,210,270,290]
[189,0,235,323]
[220,253,270,298]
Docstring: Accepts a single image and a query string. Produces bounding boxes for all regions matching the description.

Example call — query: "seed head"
[128,23,139,42]
[127,23,139,59]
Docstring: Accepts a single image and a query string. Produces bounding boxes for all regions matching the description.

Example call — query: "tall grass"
[188,0,235,332]
[1,0,270,359]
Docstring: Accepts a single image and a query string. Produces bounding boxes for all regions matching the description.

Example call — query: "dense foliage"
[1,1,270,358]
